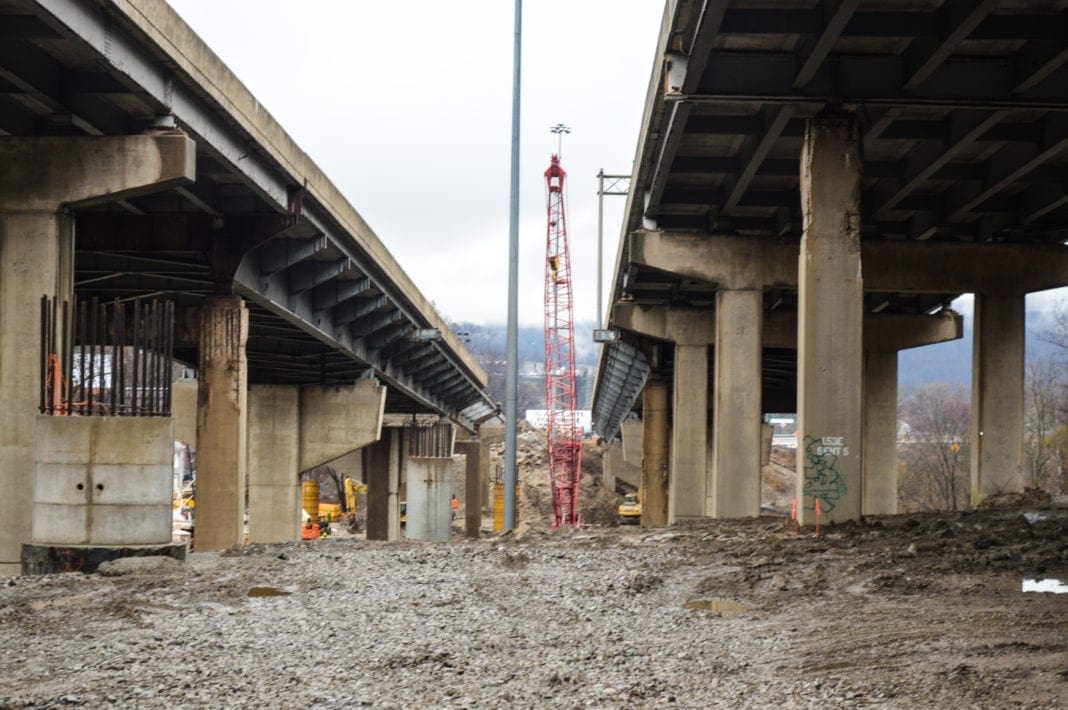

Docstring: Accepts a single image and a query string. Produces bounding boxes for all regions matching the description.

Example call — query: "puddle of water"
[247,587,292,598]
[683,598,751,615]
[1021,578,1068,594]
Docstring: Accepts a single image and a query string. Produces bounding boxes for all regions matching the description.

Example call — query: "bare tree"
[898,383,970,512]
[1025,355,1063,490]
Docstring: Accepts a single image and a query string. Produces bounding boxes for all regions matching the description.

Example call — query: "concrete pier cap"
[0,132,196,575]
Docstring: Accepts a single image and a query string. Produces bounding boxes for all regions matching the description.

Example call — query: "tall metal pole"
[503,0,522,531]
[596,169,605,330]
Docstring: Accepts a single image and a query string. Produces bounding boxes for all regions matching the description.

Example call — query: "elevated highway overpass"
[0,0,497,573]
[593,0,1068,526]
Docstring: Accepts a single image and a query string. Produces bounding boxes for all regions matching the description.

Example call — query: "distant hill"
[453,309,1063,397]
[899,307,1061,390]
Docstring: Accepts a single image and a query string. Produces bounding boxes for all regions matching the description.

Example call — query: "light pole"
[503,0,522,531]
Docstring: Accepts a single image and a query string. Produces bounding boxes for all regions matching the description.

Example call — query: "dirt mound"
[978,487,1053,509]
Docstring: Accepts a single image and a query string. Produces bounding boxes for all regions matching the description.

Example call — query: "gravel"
[0,509,1065,708]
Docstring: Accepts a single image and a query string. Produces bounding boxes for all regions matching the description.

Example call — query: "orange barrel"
[302,480,319,521]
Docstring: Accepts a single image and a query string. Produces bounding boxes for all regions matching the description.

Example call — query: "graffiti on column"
[802,435,848,511]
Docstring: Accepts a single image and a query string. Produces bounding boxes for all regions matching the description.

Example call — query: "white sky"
[166,0,664,326]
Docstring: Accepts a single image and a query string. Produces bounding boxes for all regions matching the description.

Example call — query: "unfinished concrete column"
[456,440,483,539]
[796,113,864,525]
[641,377,670,526]
[406,458,452,541]
[863,352,898,515]
[195,296,249,550]
[971,294,1025,504]
[670,345,709,522]
[366,429,401,541]
[247,385,300,543]
[0,133,194,573]
[711,289,763,518]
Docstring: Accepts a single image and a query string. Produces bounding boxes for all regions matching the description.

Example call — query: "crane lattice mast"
[543,151,582,529]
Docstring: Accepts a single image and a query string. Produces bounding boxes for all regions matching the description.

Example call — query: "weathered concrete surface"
[298,381,385,472]
[195,297,249,551]
[670,344,709,522]
[615,303,961,352]
[171,380,198,447]
[247,385,300,544]
[641,379,669,527]
[863,352,898,516]
[603,445,641,491]
[0,134,195,212]
[0,133,195,574]
[796,115,864,526]
[455,440,482,539]
[620,419,643,469]
[32,416,174,547]
[971,295,1026,504]
[366,430,401,542]
[630,230,1068,295]
[405,458,452,541]
[712,290,763,518]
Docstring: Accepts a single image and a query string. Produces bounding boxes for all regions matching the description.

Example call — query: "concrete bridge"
[592,0,1068,526]
[0,0,498,574]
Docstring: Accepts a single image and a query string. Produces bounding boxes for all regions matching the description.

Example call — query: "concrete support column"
[366,429,401,541]
[456,440,483,539]
[247,385,300,543]
[0,133,194,574]
[406,458,452,541]
[711,289,763,518]
[195,296,249,550]
[971,294,1025,504]
[0,214,65,574]
[640,377,669,527]
[863,352,898,515]
[796,114,864,525]
[670,345,709,522]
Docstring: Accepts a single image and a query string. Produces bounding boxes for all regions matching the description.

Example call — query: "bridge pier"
[455,439,483,539]
[195,296,250,551]
[863,352,899,515]
[711,289,763,518]
[971,295,1025,504]
[795,114,864,525]
[641,376,670,527]
[0,133,194,574]
[670,344,709,523]
[366,429,402,541]
[247,385,301,543]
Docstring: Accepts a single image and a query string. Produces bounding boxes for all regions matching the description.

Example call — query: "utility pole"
[593,171,630,335]
[503,0,522,531]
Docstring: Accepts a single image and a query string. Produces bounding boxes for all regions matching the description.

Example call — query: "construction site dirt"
[1,497,1065,708]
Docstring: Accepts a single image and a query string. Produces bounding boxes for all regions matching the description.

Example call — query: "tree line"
[899,302,1068,511]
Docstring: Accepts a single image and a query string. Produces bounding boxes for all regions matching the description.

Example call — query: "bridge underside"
[593,0,1068,525]
[0,0,497,572]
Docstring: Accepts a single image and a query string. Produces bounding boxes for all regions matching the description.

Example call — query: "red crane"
[543,153,582,529]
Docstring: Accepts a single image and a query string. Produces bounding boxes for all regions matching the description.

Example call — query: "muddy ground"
[1,499,1065,708]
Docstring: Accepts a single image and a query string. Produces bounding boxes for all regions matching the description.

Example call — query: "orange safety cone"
[814,497,822,538]
[790,499,799,538]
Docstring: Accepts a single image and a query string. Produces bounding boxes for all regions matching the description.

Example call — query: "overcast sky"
[167,0,663,326]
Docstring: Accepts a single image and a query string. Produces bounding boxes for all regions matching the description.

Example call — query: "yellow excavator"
[618,493,641,525]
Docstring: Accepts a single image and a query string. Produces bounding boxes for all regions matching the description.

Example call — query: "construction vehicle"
[618,493,641,525]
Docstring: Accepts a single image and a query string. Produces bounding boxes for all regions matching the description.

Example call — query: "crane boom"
[543,154,582,529]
